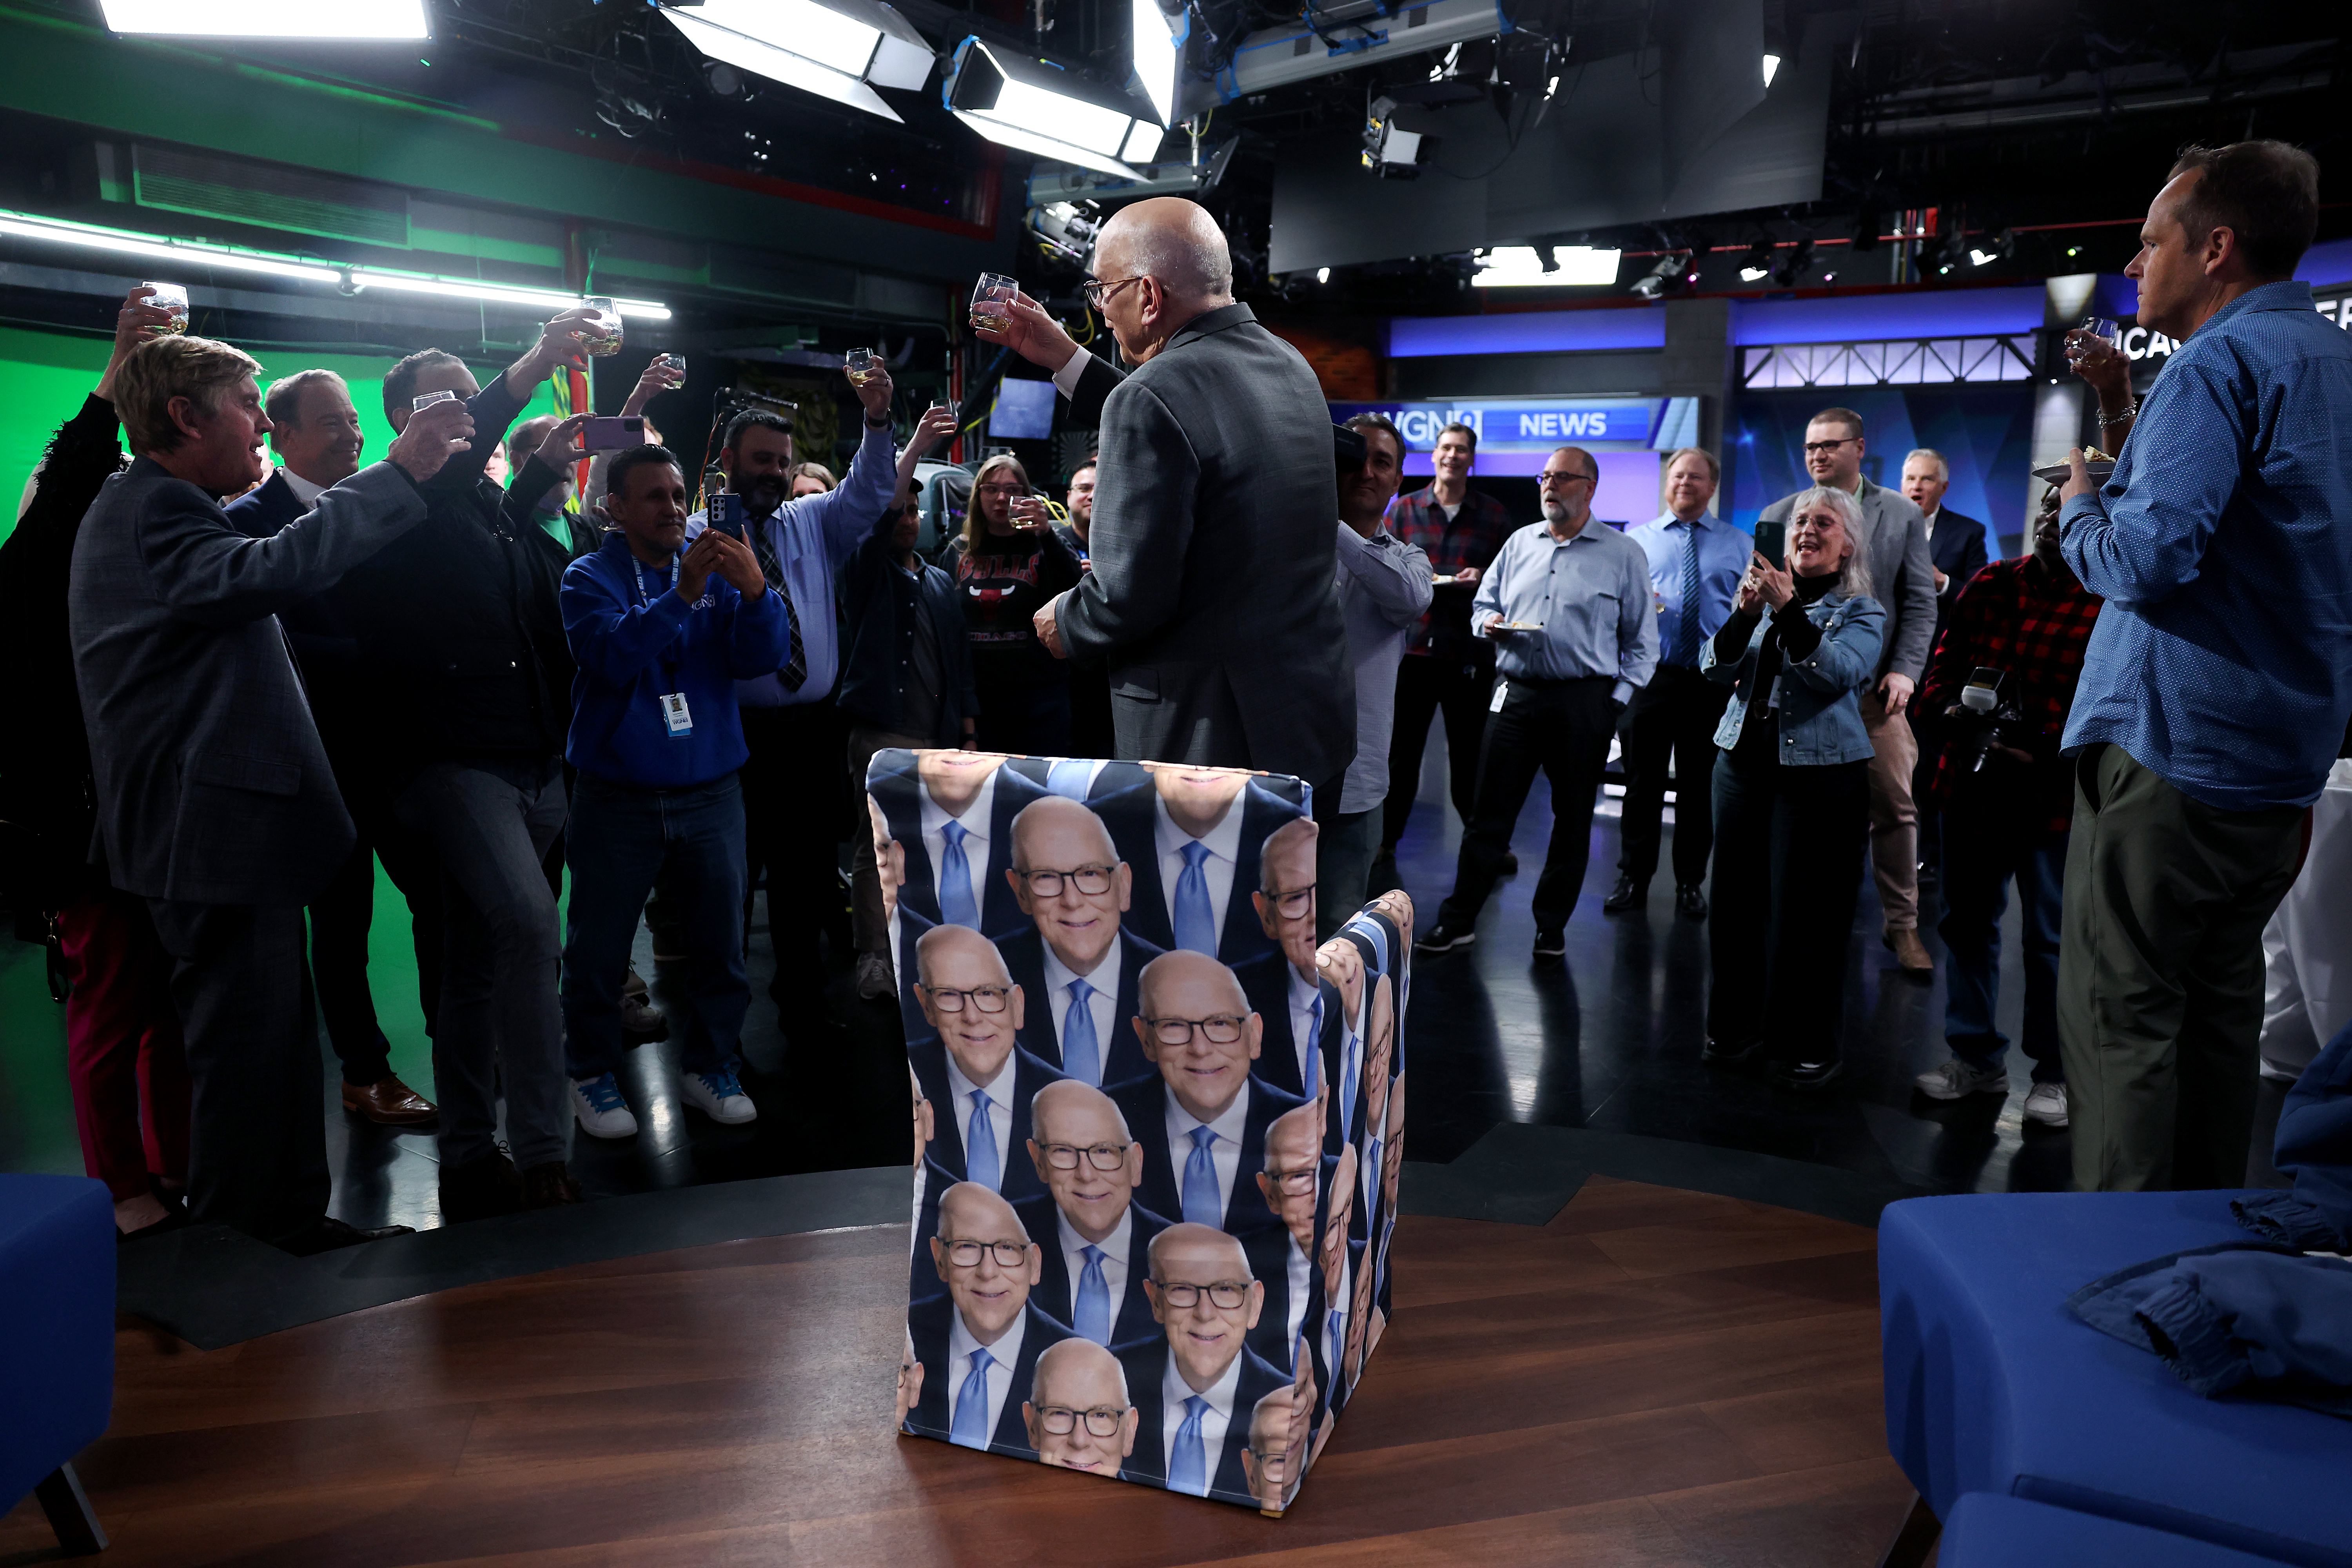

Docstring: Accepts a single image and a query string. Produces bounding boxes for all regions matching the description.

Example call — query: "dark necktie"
[750,514,807,691]
[1674,523,1702,666]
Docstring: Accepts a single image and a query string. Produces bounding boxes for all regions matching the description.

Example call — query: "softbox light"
[945,35,1157,180]
[658,0,936,123]
[99,0,428,38]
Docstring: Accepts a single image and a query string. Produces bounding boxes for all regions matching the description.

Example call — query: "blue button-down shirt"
[683,419,897,707]
[1470,517,1658,701]
[1626,510,1749,667]
[2061,280,2352,811]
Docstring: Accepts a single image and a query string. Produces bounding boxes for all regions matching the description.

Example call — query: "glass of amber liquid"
[845,347,881,387]
[581,296,624,356]
[970,273,1016,334]
[144,281,189,334]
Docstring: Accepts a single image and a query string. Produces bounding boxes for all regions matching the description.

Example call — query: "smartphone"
[582,415,644,452]
[706,490,748,540]
[1753,519,1786,568]
[411,389,458,413]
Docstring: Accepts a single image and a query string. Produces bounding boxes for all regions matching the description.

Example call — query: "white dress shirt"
[1160,1334,1244,1497]
[1154,795,1246,952]
[1284,1233,1312,1357]
[944,1047,1018,1190]
[1163,1081,1250,1223]
[947,1300,1027,1443]
[279,466,328,507]
[1051,348,1096,399]
[1056,1205,1133,1327]
[1042,939,1122,1084]
[1285,964,1321,1094]
[920,766,1001,928]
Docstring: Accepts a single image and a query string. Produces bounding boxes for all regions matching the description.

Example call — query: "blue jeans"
[1938,786,2065,1083]
[563,771,748,1081]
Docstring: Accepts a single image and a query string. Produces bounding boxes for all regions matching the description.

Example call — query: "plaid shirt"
[1384,484,1514,658]
[1918,553,2103,835]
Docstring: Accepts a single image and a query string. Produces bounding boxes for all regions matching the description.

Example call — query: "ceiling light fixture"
[98,0,428,38]
[658,0,933,123]
[944,35,1158,178]
[1130,0,1188,126]
[1772,236,1817,288]
[1473,245,1623,287]
[1737,239,1775,282]
[1629,250,1692,300]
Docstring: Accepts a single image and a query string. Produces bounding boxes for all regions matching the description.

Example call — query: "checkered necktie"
[750,516,807,691]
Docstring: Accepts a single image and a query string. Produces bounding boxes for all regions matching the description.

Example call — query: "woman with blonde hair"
[942,452,1083,754]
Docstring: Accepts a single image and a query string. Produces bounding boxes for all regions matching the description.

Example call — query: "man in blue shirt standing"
[560,445,790,1140]
[2057,138,2352,1192]
[1610,447,1744,921]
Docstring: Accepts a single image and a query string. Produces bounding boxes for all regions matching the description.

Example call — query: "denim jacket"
[1701,591,1885,766]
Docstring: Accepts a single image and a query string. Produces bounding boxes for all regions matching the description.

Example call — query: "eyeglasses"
[923,984,1010,1014]
[1154,1279,1252,1310]
[1037,1405,1129,1437]
[1039,1140,1130,1171]
[1537,470,1597,487]
[976,484,1027,498]
[1082,274,1147,309]
[1264,1165,1319,1196]
[1259,885,1314,921]
[942,1238,1029,1269]
[1144,1013,1247,1046]
[1016,864,1115,898]
[1802,437,1858,455]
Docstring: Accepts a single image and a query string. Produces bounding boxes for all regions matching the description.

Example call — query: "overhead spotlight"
[1761,52,1781,86]
[1968,228,2016,267]
[1737,239,1775,283]
[1473,245,1622,287]
[98,0,426,36]
[659,0,935,123]
[1129,0,1188,127]
[1629,250,1691,300]
[1772,237,1816,288]
[1361,95,1426,180]
[944,35,1162,178]
[1316,267,1331,284]
[1761,15,1789,88]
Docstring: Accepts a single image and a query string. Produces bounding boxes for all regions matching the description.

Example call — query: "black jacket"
[836,503,979,742]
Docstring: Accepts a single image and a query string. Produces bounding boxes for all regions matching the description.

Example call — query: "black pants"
[309,767,445,1087]
[742,703,852,1002]
[146,899,328,1244]
[1438,676,1615,933]
[1067,656,1116,760]
[1381,651,1495,854]
[1705,748,1871,1066]
[1615,663,1731,890]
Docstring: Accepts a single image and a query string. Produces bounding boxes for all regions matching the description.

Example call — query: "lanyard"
[632,555,686,686]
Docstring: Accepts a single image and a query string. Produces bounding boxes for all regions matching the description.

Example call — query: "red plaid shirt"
[1917,553,2104,835]
[1383,484,1513,657]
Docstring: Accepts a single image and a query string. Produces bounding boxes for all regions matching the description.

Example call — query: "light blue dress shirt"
[2060,280,2352,811]
[1470,517,1659,703]
[1626,511,1750,666]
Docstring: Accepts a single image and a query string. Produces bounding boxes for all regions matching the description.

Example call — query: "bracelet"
[2096,401,2138,428]
[864,414,892,429]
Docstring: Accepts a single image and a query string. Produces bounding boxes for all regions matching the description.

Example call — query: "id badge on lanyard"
[638,558,692,740]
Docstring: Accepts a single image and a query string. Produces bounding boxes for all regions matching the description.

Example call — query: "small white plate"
[2031,459,2116,485]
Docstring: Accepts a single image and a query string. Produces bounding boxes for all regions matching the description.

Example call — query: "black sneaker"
[1416,920,1475,953]
[1675,884,1709,920]
[439,1149,523,1223]
[1769,1058,1845,1092]
[1532,928,1566,959]
[1701,1037,1766,1069]
[1601,874,1643,914]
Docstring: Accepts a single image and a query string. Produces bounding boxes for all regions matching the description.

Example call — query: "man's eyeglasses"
[942,1238,1029,1269]
[1081,275,1147,310]
[1039,1140,1130,1172]
[1259,885,1313,921]
[1037,1404,1129,1437]
[1264,1165,1319,1197]
[1145,1013,1247,1046]
[1803,437,1858,455]
[923,984,1010,1014]
[1016,864,1114,898]
[1154,1279,1252,1310]
[1537,470,1597,487]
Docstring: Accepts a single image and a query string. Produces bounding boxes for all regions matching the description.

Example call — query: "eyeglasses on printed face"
[1144,1013,1247,1046]
[1017,864,1114,898]
[1260,886,1313,921]
[1038,1404,1129,1436]
[1040,1141,1131,1171]
[1082,275,1147,309]
[1803,436,1858,455]
[924,984,1010,1014]
[1153,1279,1251,1310]
[943,1238,1029,1269]
[1537,469,1597,487]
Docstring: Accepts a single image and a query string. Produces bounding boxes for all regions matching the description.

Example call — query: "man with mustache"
[907,1181,1073,1455]
[1016,1080,1170,1347]
[1000,795,1165,1084]
[1021,1337,1141,1477]
[1113,1222,1288,1500]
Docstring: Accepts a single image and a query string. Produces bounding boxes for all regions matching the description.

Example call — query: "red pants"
[58,888,191,1202]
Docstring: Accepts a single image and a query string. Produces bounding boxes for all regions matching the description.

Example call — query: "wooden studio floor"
[1,1177,1913,1566]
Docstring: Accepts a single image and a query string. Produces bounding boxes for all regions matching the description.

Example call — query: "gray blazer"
[1757,476,1935,683]
[1058,303,1355,786]
[69,457,426,906]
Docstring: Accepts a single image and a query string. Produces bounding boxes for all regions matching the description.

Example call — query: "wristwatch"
[864,414,892,429]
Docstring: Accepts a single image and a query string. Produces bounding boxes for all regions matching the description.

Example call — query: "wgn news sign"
[1328,396,1702,454]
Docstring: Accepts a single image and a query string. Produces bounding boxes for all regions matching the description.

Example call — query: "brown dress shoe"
[521,1162,583,1209]
[1884,926,1935,977]
[342,1075,439,1126]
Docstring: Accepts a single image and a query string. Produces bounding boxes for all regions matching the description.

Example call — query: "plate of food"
[2031,446,2118,486]
[1494,620,1543,633]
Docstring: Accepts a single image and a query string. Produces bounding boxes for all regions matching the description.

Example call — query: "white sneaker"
[681,1065,758,1125]
[2022,1082,2070,1127]
[1913,1058,2009,1100]
[570,1073,639,1138]
[856,950,896,1001]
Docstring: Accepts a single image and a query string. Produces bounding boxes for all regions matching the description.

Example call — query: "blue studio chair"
[1877,1191,2352,1568]
[1937,1493,2307,1568]
[0,1174,114,1554]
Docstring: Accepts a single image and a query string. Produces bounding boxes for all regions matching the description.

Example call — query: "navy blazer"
[1928,508,1990,633]
[1241,1221,1312,1372]
[998,924,1164,1085]
[1114,1335,1289,1500]
[867,750,1047,940]
[907,1038,1064,1205]
[1093,773,1307,969]
[1107,1071,1304,1238]
[1013,1192,1171,1349]
[906,1292,1072,1457]
[1235,949,1329,1102]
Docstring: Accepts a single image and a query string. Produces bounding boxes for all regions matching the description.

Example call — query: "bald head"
[1011,794,1117,868]
[1098,198,1233,301]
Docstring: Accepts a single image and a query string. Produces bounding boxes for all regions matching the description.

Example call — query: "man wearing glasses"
[1240,817,1327,1100]
[1114,1222,1289,1500]
[1022,1338,1142,1476]
[908,1180,1073,1455]
[1419,446,1660,958]
[1756,408,1937,976]
[1016,1079,1171,1347]
[998,796,1165,1086]
[908,924,1064,1205]
[1109,950,1306,1236]
[1253,1100,1327,1363]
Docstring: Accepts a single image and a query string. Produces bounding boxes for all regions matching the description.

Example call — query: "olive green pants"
[2058,743,2303,1191]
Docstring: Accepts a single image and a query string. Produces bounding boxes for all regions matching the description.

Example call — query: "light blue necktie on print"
[1338,1029,1361,1146]
[1174,840,1217,956]
[1182,1124,1222,1227]
[1169,1394,1210,1496]
[950,1346,995,1448]
[1046,759,1093,800]
[939,818,979,929]
[1674,522,1703,666]
[1327,1307,1346,1390]
[1075,1244,1111,1345]
[966,1088,1000,1191]
[1062,978,1101,1085]
[1303,991,1323,1101]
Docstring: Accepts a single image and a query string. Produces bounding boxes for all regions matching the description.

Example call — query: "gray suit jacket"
[1058,304,1355,784]
[69,457,426,906]
[1758,476,1935,682]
